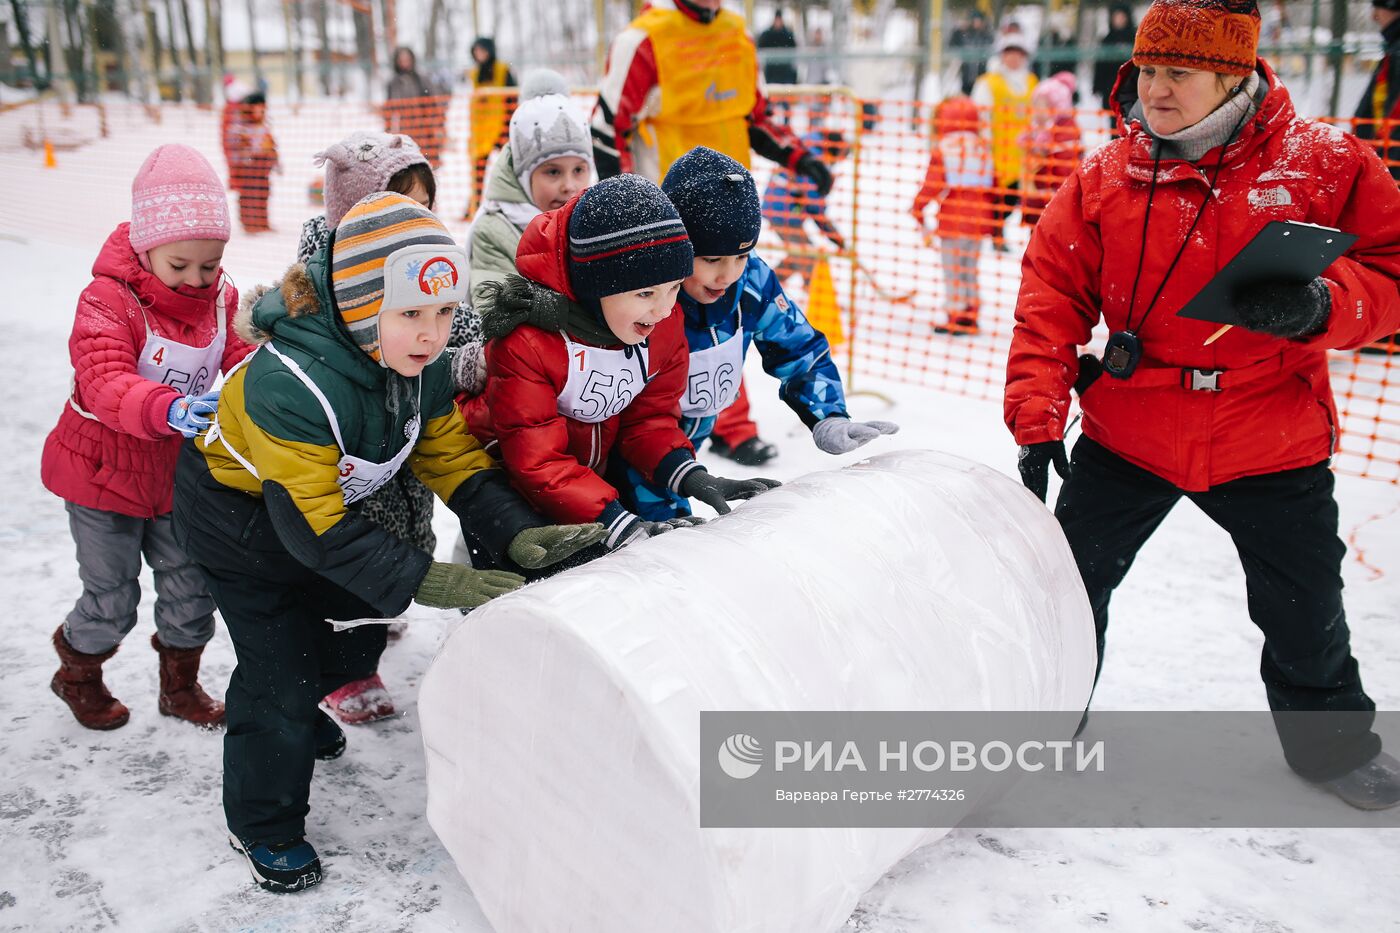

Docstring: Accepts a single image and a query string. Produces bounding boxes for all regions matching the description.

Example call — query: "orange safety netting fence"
[1,88,1397,484]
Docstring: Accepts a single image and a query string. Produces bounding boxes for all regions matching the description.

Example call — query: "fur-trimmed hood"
[234,261,323,346]
[236,247,386,389]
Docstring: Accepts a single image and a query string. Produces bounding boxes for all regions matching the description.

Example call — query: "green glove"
[507,523,608,570]
[415,561,526,609]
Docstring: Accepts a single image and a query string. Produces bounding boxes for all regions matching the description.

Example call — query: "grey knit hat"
[509,69,594,200]
[314,131,430,228]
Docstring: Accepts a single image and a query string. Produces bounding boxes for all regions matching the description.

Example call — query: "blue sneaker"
[228,832,323,893]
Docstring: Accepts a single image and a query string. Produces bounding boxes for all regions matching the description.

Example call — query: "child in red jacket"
[1020,72,1084,228]
[41,144,253,731]
[465,174,778,552]
[911,96,1001,336]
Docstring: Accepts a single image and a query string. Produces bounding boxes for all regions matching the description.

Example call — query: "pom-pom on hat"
[331,192,465,365]
[313,131,431,229]
[129,144,231,253]
[566,174,693,300]
[1133,0,1261,78]
[661,146,762,258]
[509,68,594,200]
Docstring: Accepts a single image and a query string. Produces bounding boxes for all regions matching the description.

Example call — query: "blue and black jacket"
[610,252,848,519]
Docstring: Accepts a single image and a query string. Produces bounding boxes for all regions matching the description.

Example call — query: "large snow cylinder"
[419,449,1095,933]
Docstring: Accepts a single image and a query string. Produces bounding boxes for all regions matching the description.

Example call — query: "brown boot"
[151,634,225,728]
[51,625,129,730]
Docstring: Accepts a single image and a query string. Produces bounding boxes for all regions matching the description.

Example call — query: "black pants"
[173,443,389,842]
[1056,437,1379,781]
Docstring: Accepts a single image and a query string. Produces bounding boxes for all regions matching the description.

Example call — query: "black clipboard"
[1175,221,1356,324]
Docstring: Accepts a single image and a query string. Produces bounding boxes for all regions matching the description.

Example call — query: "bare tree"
[11,0,49,87]
[313,0,330,94]
[176,0,209,102]
[161,0,185,99]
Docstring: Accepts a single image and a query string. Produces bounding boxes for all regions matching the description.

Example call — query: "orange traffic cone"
[805,257,845,347]
[43,139,57,168]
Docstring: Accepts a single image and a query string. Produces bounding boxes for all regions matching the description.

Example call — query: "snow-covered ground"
[1,231,1398,931]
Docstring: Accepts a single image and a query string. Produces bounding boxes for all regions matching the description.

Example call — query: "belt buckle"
[1186,368,1222,391]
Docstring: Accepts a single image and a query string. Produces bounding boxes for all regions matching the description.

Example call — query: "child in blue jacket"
[611,146,899,519]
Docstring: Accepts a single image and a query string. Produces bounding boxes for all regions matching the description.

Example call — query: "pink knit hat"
[313,131,430,229]
[129,144,231,253]
[1032,71,1077,112]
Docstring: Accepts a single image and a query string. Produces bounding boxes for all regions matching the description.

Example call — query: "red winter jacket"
[463,197,695,524]
[41,224,253,518]
[1006,60,1400,492]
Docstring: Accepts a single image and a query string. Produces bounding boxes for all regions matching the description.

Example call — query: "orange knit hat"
[1133,0,1260,78]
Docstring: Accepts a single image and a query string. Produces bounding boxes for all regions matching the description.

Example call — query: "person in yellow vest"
[468,37,518,215]
[589,0,834,467]
[972,32,1037,251]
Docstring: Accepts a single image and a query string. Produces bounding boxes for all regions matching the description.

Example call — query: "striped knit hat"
[331,192,467,365]
[566,174,694,300]
[1133,0,1260,78]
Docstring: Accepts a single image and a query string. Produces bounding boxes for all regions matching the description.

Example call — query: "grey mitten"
[507,523,608,569]
[1232,278,1331,338]
[811,416,900,454]
[450,339,488,397]
[414,561,526,609]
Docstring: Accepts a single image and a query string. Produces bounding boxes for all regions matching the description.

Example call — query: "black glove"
[796,154,833,197]
[1074,353,1103,395]
[1232,278,1331,339]
[679,469,782,515]
[1017,441,1069,503]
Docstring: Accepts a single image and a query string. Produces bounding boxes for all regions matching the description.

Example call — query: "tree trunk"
[281,0,302,99]
[177,0,207,102]
[352,4,373,93]
[47,0,71,98]
[161,0,184,100]
[246,0,262,85]
[204,0,223,79]
[10,0,46,88]
[425,0,444,61]
[60,0,91,100]
[313,0,330,95]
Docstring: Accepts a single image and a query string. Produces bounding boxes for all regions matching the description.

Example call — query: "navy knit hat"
[661,147,762,257]
[567,174,694,300]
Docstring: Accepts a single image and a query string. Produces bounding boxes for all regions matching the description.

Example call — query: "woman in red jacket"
[465,174,778,553]
[1005,0,1400,808]
[41,145,254,731]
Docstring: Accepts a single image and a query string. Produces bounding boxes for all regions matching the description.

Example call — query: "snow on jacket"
[1005,59,1400,492]
[463,194,697,527]
[675,252,848,445]
[196,246,543,616]
[589,0,810,181]
[41,223,252,518]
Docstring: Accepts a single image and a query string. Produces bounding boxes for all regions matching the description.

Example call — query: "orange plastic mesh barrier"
[1,89,1397,484]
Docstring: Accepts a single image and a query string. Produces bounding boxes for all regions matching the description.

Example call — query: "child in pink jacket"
[41,144,253,731]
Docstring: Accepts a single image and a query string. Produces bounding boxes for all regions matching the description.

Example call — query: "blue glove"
[167,389,220,438]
